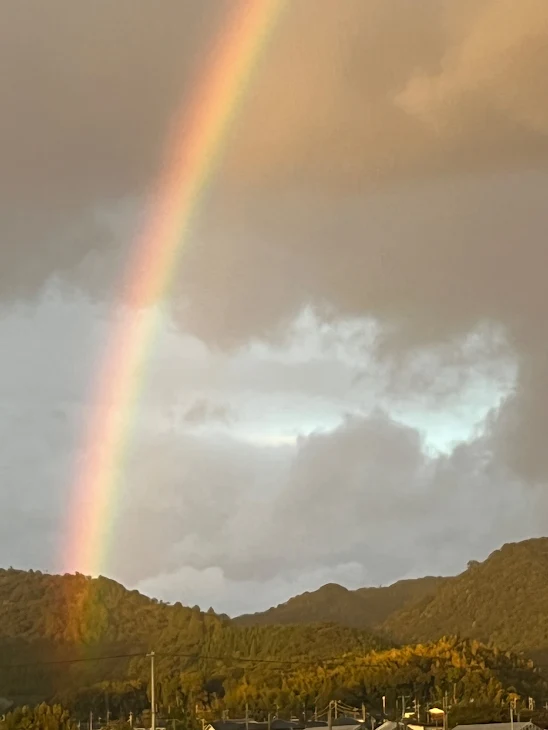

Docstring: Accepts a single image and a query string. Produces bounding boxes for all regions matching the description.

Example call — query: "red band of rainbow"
[63,0,286,577]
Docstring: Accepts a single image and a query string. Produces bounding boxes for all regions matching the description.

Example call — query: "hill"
[276,635,548,722]
[382,537,548,659]
[0,568,386,709]
[237,538,548,662]
[3,557,548,725]
[235,576,446,628]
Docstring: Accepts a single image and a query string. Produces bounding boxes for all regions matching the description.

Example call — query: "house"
[423,709,445,728]
[375,722,403,730]
[328,717,367,730]
[205,716,364,730]
[452,724,541,730]
[205,722,268,730]
[205,723,242,730]
[205,721,297,730]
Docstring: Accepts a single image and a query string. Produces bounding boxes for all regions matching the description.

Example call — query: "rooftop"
[453,723,538,730]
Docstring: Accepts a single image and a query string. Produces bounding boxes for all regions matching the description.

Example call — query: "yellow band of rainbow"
[63,0,286,577]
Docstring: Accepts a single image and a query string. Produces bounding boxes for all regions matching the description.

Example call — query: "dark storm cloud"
[1,0,548,487]
[0,0,223,297]
[1,0,547,287]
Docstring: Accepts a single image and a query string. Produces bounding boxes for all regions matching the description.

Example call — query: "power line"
[0,652,143,670]
[2,648,539,674]
[0,649,394,671]
[159,651,349,665]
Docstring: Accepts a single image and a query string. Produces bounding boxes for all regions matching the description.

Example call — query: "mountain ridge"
[237,536,548,661]
[4,537,548,714]
[382,536,548,658]
[235,575,447,628]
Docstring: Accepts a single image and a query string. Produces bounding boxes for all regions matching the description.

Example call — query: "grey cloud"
[0,287,535,612]
[0,1,221,298]
[2,0,548,298]
[136,563,372,619]
[2,0,548,606]
[115,411,545,612]
[176,171,548,484]
[107,432,292,586]
[182,399,234,426]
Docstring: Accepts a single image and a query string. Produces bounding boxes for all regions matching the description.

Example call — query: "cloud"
[182,399,234,426]
[224,0,548,188]
[2,0,548,299]
[2,1,548,610]
[395,0,548,136]
[128,412,546,615]
[0,287,522,614]
[137,563,373,618]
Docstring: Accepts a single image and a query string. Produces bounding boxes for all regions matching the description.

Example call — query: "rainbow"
[64,0,286,576]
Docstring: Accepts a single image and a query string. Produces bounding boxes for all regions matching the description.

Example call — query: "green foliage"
[383,538,548,659]
[0,569,384,712]
[261,636,547,720]
[3,546,548,724]
[0,703,75,730]
[235,578,445,629]
[239,538,548,667]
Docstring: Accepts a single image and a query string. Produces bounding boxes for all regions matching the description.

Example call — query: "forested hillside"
[239,538,548,663]
[382,538,548,659]
[4,538,548,722]
[0,568,385,709]
[269,636,547,719]
[236,577,446,628]
[2,567,547,729]
[0,568,387,651]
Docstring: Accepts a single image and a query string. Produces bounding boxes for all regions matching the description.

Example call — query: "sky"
[1,0,548,616]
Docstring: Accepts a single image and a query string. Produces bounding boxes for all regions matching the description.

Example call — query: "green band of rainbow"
[63,0,286,576]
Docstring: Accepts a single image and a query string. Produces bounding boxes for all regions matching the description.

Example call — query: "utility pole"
[245,702,249,730]
[148,651,156,730]
[510,703,514,730]
[442,693,448,730]
[89,711,93,730]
